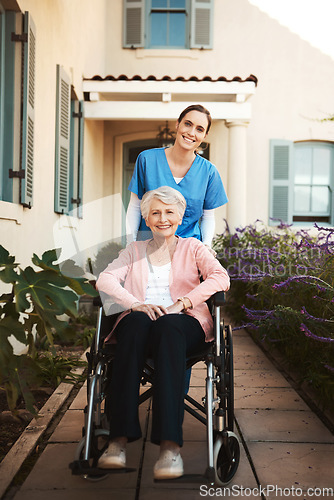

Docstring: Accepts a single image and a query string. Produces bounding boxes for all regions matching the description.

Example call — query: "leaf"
[14,267,78,316]
[0,299,19,321]
[0,245,17,267]
[0,245,19,283]
[4,381,20,414]
[0,316,27,345]
[31,248,62,272]
[65,277,98,297]
[32,252,98,297]
[0,336,14,384]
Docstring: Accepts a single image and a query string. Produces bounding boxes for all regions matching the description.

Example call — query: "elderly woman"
[96,186,230,480]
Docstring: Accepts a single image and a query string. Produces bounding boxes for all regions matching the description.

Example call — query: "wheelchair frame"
[70,292,240,485]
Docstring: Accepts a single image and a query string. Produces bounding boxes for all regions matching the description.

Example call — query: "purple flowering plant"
[213,220,334,409]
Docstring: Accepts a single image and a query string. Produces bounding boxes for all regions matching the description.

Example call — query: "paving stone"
[187,386,206,401]
[15,442,142,495]
[183,410,207,442]
[234,369,290,388]
[69,384,87,410]
[234,354,277,371]
[14,488,136,500]
[50,409,85,442]
[247,442,334,494]
[191,361,206,370]
[139,488,204,499]
[236,409,334,443]
[189,369,206,386]
[234,387,309,411]
[139,487,261,499]
[234,342,266,358]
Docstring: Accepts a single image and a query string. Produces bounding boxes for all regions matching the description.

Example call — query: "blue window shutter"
[0,12,4,199]
[21,11,36,208]
[269,139,293,225]
[69,99,76,215]
[123,0,144,48]
[1,11,16,202]
[77,101,84,218]
[69,99,84,218]
[54,65,71,214]
[190,0,213,49]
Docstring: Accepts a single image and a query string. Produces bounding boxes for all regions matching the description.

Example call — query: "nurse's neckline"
[164,147,197,179]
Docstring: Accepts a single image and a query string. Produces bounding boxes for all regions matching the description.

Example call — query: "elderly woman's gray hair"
[140,186,187,219]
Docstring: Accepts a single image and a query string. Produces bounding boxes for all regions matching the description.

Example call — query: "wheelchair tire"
[213,432,240,485]
[74,428,110,481]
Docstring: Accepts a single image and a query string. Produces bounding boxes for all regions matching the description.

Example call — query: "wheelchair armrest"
[212,291,226,307]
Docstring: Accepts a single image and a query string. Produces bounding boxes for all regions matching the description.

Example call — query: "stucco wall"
[0,0,108,268]
[100,0,334,229]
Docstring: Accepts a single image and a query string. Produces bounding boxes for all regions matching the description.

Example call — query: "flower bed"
[213,220,334,411]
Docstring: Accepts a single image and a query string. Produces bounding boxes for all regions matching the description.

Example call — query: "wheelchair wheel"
[213,432,240,485]
[74,428,110,481]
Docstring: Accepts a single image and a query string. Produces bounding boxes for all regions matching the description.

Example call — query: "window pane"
[152,0,167,7]
[312,148,331,185]
[169,12,186,46]
[294,186,311,212]
[294,147,312,184]
[170,0,186,7]
[150,12,167,46]
[311,186,330,213]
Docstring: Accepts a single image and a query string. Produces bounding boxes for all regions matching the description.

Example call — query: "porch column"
[225,120,249,230]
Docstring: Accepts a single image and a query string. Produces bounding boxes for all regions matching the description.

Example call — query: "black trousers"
[107,311,207,447]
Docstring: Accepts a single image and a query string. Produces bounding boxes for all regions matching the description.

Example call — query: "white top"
[173,176,183,184]
[144,260,173,307]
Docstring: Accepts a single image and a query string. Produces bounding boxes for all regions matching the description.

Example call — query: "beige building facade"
[1,0,334,271]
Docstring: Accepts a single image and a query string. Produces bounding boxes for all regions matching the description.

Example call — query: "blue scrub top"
[128,147,228,240]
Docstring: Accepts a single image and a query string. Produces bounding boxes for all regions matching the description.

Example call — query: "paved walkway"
[7,325,334,499]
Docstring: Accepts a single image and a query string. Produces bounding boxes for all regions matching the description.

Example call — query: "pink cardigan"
[96,237,230,342]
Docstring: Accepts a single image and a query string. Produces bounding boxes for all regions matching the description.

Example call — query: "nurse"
[126,104,228,248]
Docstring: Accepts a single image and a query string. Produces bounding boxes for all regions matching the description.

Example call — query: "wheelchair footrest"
[69,460,136,476]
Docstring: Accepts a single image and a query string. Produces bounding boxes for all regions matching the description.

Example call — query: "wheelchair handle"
[93,296,103,308]
[212,291,226,307]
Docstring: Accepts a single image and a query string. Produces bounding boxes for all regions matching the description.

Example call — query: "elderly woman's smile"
[145,199,182,239]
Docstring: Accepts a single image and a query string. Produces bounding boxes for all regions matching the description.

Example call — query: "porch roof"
[82,74,257,121]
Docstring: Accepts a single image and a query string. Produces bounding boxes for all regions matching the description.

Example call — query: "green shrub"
[0,246,97,415]
[213,220,334,410]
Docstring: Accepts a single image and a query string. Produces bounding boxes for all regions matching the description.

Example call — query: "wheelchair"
[70,292,240,485]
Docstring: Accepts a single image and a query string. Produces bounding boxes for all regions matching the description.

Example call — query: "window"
[54,65,84,217]
[123,0,213,49]
[149,0,187,48]
[269,140,334,225]
[0,9,35,207]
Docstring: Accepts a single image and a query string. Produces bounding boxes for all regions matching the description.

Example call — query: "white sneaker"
[97,441,126,469]
[153,450,184,480]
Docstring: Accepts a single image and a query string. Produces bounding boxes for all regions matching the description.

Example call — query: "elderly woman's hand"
[130,302,168,321]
